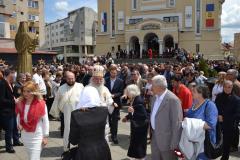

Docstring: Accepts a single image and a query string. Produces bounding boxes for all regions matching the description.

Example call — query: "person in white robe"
[79,65,117,141]
[50,71,84,151]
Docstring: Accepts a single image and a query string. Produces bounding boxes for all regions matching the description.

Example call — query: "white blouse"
[17,104,49,137]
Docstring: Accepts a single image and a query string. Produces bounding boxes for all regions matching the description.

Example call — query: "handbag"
[204,101,223,159]
[61,143,78,160]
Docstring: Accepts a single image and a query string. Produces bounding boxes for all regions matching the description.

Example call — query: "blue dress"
[186,99,218,160]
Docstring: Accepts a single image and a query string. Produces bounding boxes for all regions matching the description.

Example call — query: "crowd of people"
[0,57,240,160]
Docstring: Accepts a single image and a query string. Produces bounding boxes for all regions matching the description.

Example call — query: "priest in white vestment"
[76,65,117,141]
[50,71,84,151]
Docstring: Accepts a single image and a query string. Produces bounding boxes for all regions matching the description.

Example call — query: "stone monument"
[15,21,38,74]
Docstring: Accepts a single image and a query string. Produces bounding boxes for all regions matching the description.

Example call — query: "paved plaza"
[0,110,240,160]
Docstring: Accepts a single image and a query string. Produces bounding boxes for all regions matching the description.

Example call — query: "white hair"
[125,84,141,98]
[152,75,168,89]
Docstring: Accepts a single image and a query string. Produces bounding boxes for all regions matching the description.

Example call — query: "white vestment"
[87,84,114,141]
[179,118,205,160]
[50,82,84,151]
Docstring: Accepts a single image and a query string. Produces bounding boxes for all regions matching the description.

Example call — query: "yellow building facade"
[96,0,225,59]
[234,33,240,61]
[7,0,45,47]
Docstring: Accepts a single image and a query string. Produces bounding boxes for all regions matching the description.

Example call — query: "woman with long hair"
[15,81,49,160]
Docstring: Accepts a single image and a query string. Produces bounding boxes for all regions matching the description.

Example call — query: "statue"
[15,21,38,74]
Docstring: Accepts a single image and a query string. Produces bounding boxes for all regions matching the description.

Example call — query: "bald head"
[66,71,75,86]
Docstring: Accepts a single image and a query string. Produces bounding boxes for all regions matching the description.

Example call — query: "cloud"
[221,0,240,42]
[54,0,72,12]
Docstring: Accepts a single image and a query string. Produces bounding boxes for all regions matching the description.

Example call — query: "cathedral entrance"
[129,36,140,58]
[144,33,159,58]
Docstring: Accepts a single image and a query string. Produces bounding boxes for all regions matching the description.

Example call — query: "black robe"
[69,107,112,160]
[125,96,149,159]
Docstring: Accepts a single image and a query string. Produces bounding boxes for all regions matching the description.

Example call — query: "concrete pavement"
[0,111,240,160]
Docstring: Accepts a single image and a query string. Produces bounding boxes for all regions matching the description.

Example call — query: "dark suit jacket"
[13,82,23,98]
[0,79,15,116]
[105,77,124,107]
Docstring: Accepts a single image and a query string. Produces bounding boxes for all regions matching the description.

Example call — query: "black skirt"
[127,120,149,159]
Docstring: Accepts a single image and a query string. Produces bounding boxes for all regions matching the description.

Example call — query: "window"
[0,0,4,5]
[12,12,17,18]
[163,16,179,23]
[60,31,64,34]
[28,1,39,8]
[28,14,38,21]
[169,0,175,7]
[132,0,137,10]
[12,0,16,4]
[10,24,16,31]
[60,23,64,27]
[29,27,36,33]
[195,0,201,35]
[0,15,5,22]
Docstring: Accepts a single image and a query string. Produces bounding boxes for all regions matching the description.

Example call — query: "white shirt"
[32,73,46,95]
[151,89,168,130]
[212,84,223,102]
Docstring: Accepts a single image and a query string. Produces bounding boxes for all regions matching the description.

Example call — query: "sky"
[45,0,240,43]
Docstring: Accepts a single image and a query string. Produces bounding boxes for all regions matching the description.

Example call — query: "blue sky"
[45,0,240,42]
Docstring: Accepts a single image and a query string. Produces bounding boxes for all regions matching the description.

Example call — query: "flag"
[101,12,107,32]
[206,12,213,18]
[206,19,214,27]
[206,4,214,12]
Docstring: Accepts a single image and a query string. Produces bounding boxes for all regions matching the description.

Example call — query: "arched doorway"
[129,36,140,58]
[144,33,159,58]
[163,35,174,53]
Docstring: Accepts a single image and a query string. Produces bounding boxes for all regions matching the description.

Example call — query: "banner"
[185,6,192,28]
[118,11,124,31]
[101,12,107,32]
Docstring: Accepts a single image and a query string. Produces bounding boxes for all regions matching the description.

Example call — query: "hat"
[75,86,101,109]
[92,65,104,77]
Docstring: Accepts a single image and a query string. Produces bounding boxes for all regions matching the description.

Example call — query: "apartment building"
[44,7,97,63]
[0,0,44,46]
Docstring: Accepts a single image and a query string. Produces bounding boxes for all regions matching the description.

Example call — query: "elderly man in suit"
[150,75,183,160]
[105,65,124,144]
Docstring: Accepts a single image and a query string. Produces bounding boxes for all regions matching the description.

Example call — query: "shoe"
[13,141,24,146]
[6,148,15,153]
[112,138,119,144]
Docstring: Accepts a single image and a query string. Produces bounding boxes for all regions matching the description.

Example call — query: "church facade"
[96,0,225,59]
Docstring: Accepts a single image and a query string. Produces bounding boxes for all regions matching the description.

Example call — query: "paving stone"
[0,111,240,160]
